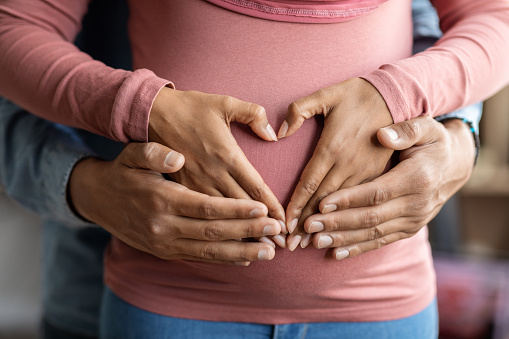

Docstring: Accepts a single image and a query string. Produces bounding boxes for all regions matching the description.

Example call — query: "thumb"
[121,142,185,173]
[223,96,277,142]
[377,116,443,150]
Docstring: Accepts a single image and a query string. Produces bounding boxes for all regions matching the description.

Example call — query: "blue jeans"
[100,287,438,339]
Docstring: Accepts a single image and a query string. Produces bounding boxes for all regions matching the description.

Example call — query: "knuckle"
[369,225,385,240]
[141,142,157,162]
[416,170,434,191]
[220,149,238,166]
[328,214,341,230]
[401,119,420,140]
[243,223,256,238]
[198,203,219,219]
[222,95,236,111]
[251,104,265,119]
[202,223,223,241]
[370,187,389,206]
[148,194,166,213]
[249,183,266,201]
[148,222,164,238]
[363,211,380,228]
[199,243,218,260]
[332,233,345,246]
[288,101,303,115]
[301,178,320,197]
[375,236,388,249]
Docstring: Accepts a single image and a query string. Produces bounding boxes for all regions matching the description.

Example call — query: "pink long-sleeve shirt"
[1,0,508,323]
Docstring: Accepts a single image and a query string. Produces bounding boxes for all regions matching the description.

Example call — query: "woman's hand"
[280,78,394,250]
[148,87,285,223]
[302,116,475,259]
[69,142,282,265]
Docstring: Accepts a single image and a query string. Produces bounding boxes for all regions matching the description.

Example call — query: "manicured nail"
[273,234,286,248]
[263,224,277,236]
[322,204,337,214]
[383,127,399,141]
[300,233,313,248]
[278,120,289,139]
[335,249,350,261]
[278,220,288,234]
[249,207,267,218]
[308,221,324,233]
[288,235,302,251]
[259,236,276,248]
[288,219,298,234]
[235,261,250,266]
[266,124,278,141]
[258,248,273,260]
[317,235,333,249]
[165,151,182,167]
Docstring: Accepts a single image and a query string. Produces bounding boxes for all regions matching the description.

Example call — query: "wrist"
[68,157,104,223]
[442,118,478,167]
[148,86,178,144]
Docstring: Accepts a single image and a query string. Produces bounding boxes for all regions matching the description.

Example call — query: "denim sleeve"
[411,0,442,40]
[0,97,96,227]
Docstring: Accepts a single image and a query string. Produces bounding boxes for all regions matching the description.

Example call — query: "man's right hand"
[148,87,286,224]
[68,142,281,265]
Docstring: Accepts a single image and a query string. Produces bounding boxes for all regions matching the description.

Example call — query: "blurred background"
[0,85,508,338]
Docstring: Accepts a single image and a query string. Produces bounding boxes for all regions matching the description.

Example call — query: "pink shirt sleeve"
[0,0,171,143]
[362,0,509,123]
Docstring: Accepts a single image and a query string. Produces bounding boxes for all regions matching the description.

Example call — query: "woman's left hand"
[280,78,394,250]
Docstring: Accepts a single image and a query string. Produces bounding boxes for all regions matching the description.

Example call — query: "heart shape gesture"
[280,78,394,251]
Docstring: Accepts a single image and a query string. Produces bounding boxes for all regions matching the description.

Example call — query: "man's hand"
[300,116,475,259]
[68,142,282,265]
[148,87,285,224]
[280,78,394,250]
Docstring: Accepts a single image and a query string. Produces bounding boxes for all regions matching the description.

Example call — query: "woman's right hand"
[148,88,286,224]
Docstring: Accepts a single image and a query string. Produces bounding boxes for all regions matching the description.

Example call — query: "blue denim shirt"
[0,0,482,336]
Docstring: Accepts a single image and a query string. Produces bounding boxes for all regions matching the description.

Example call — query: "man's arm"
[0,97,96,227]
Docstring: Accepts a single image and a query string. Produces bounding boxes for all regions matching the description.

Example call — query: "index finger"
[318,168,413,213]
[166,181,270,220]
[286,148,334,233]
[228,153,286,223]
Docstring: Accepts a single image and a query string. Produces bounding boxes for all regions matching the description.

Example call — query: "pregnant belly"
[110,0,432,319]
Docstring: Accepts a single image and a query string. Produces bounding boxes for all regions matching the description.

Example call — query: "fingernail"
[259,236,276,249]
[279,220,288,234]
[317,235,333,249]
[266,124,278,141]
[300,233,313,248]
[165,151,182,167]
[383,127,399,141]
[273,234,286,248]
[263,224,277,236]
[308,221,324,233]
[335,249,350,261]
[258,248,273,260]
[235,261,250,266]
[288,235,302,251]
[288,219,298,234]
[249,207,267,218]
[322,204,337,214]
[278,120,289,139]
